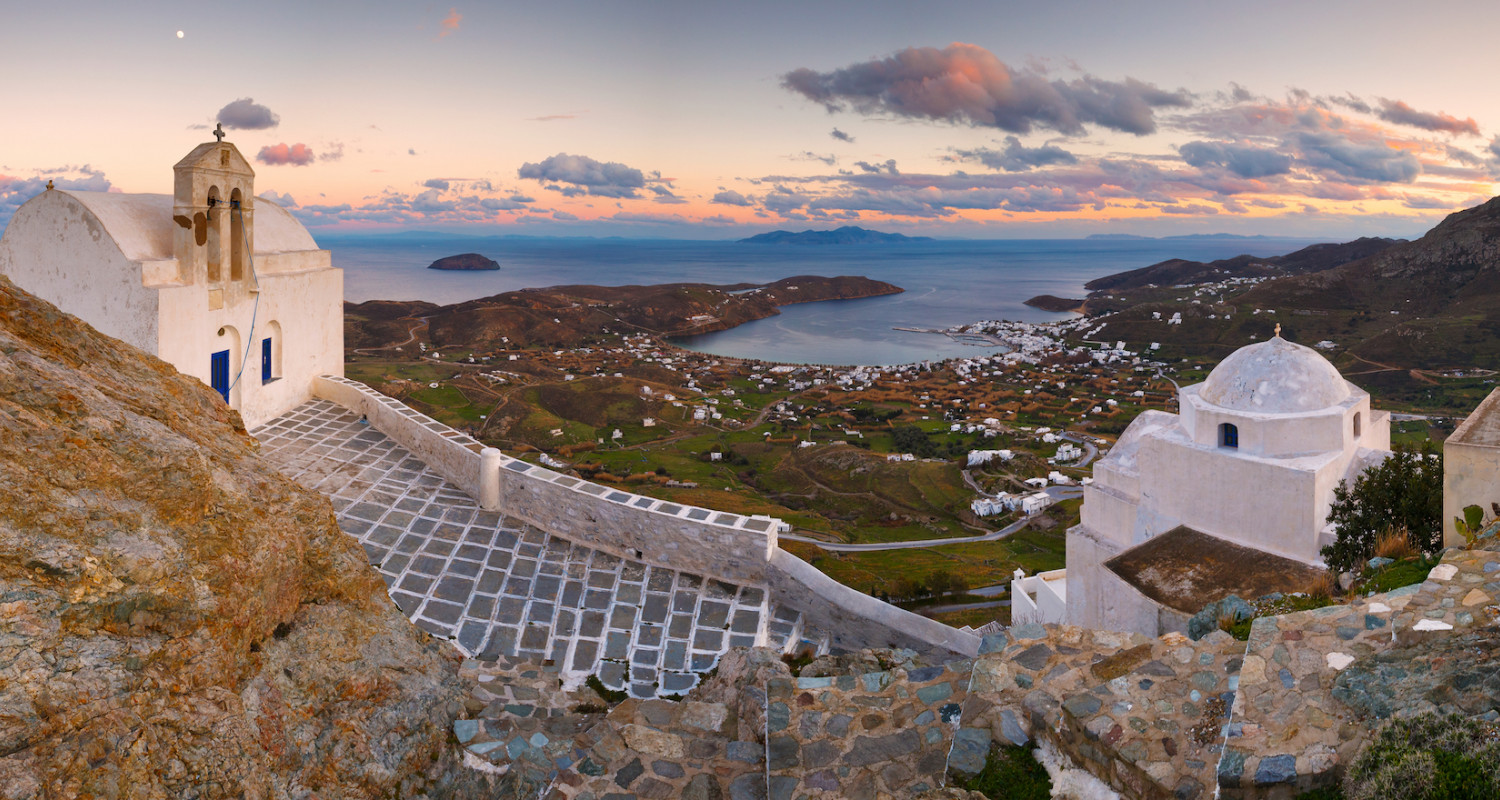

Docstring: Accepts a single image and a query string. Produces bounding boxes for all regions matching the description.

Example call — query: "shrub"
[1321,444,1443,574]
[1373,526,1417,561]
[953,744,1051,800]
[1344,713,1500,800]
[1303,571,1337,602]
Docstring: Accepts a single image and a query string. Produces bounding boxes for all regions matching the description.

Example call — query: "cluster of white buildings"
[971,491,1053,517]
[966,449,1014,467]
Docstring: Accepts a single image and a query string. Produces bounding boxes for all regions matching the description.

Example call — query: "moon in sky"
[176,30,184,38]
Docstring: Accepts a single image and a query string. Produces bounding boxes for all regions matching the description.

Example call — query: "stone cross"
[213,123,226,143]
[1274,322,1282,337]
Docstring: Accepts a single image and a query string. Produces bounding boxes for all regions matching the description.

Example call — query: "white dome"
[1199,336,1350,413]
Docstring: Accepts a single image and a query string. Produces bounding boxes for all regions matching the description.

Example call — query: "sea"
[323,235,1319,366]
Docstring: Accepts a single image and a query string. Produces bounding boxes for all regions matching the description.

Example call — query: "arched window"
[229,188,245,281]
[206,186,222,282]
[1353,412,1362,438]
[1219,422,1239,449]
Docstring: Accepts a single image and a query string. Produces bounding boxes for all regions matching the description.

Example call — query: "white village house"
[1021,330,1393,635]
[0,132,342,428]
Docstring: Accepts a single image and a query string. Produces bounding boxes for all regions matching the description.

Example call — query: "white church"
[0,132,342,428]
[1018,331,1393,636]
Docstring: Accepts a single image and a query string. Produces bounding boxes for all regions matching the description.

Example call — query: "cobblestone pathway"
[255,401,806,698]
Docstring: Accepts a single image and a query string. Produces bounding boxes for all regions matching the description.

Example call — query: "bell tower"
[172,124,255,297]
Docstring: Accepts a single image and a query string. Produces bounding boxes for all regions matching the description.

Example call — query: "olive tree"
[1320,443,1442,574]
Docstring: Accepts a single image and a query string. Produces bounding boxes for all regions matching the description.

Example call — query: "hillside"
[1084,237,1401,292]
[347,274,903,350]
[739,226,932,245]
[1075,196,1500,405]
[0,275,488,797]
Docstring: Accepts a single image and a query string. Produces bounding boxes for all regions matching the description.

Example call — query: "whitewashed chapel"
[0,131,342,428]
[1058,331,1393,635]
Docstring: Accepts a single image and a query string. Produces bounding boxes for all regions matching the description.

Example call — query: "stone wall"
[310,375,980,658]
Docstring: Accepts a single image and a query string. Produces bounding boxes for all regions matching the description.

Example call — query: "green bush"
[1344,713,1500,800]
[1321,444,1443,574]
[953,744,1051,800]
[891,425,937,458]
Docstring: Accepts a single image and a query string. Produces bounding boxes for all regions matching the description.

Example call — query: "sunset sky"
[4,0,1499,239]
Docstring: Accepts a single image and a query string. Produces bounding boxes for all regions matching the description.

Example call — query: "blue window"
[1220,422,1238,449]
[262,337,273,382]
[210,350,230,402]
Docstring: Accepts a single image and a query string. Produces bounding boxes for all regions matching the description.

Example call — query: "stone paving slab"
[256,400,809,699]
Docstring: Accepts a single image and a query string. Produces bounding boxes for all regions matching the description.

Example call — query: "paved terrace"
[254,400,807,699]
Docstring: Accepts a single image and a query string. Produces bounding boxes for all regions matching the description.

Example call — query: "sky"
[3,0,1499,239]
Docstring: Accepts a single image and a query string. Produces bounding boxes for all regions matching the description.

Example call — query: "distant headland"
[428,253,500,271]
[739,226,932,245]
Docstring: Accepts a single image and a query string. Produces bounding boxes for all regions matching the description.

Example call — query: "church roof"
[1105,526,1327,615]
[55,191,319,262]
[1198,335,1351,414]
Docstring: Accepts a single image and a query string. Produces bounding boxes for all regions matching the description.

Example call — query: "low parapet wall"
[494,456,777,585]
[312,375,980,658]
[767,549,981,656]
[313,375,486,497]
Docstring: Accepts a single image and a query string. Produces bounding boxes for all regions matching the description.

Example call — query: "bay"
[322,235,1318,365]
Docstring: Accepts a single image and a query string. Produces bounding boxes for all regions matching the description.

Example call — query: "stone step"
[453,656,607,787]
[766,660,974,798]
[544,698,763,800]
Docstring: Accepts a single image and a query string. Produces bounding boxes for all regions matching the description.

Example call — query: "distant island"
[428,253,500,271]
[739,226,932,245]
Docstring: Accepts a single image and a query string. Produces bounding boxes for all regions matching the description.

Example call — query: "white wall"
[1444,388,1500,548]
[0,192,161,354]
[1064,524,1162,634]
[1011,569,1067,626]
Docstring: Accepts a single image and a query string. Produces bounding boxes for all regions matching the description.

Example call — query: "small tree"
[1321,443,1443,574]
[891,425,936,457]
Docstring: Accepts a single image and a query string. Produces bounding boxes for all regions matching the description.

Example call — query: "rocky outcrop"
[0,275,487,798]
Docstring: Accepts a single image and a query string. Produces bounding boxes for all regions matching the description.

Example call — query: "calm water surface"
[323,236,1317,365]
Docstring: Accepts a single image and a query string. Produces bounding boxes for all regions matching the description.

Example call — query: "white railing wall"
[311,376,980,658]
[1011,568,1068,626]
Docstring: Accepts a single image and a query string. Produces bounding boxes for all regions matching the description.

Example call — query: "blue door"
[211,350,230,402]
[261,338,272,382]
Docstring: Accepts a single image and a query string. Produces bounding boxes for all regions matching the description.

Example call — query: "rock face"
[0,275,486,798]
[428,252,500,270]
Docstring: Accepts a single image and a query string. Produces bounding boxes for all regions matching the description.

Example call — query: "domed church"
[1063,330,1392,636]
[0,131,343,428]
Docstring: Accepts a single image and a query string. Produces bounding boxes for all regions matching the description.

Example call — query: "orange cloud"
[257,143,316,166]
[438,8,461,38]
